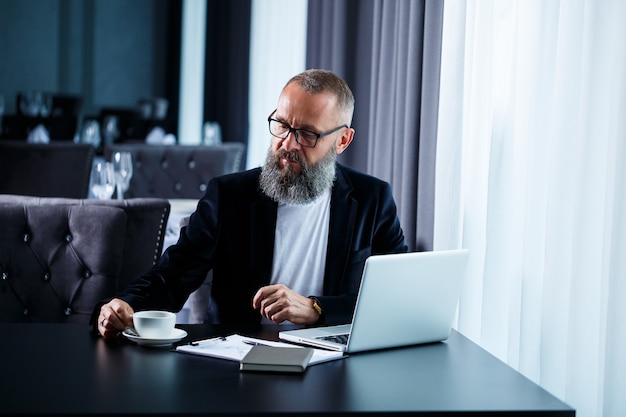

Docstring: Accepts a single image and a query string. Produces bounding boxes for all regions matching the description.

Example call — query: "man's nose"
[281,130,301,151]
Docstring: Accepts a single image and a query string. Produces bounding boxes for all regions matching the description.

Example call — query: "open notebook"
[279,249,469,353]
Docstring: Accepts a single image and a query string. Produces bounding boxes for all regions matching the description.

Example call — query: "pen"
[242,340,272,347]
[189,336,227,346]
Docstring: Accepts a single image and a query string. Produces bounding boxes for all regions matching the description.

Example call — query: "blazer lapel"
[250,190,278,287]
[324,165,356,295]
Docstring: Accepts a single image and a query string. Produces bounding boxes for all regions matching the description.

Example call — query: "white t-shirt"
[262,189,330,325]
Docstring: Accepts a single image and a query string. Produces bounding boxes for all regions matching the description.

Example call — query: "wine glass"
[203,121,222,145]
[112,151,133,199]
[90,162,115,200]
[80,119,101,149]
[39,93,53,118]
[19,91,39,117]
[102,115,119,146]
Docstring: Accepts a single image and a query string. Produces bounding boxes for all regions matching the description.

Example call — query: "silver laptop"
[279,249,469,353]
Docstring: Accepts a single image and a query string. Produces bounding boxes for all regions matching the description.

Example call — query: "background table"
[0,324,574,416]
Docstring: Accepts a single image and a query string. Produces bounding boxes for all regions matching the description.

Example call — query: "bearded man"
[95,69,407,338]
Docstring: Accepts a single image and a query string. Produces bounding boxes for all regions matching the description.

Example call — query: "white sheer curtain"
[435,1,626,416]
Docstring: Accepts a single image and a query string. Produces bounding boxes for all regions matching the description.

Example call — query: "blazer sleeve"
[109,185,221,313]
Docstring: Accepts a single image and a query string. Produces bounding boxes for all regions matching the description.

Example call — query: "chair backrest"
[0,142,94,198]
[3,93,83,141]
[104,143,246,199]
[99,107,152,142]
[0,195,170,323]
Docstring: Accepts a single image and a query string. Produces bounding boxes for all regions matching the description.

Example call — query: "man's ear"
[335,128,355,155]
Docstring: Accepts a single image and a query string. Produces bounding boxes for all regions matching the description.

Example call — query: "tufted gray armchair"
[0,195,170,323]
[104,143,246,199]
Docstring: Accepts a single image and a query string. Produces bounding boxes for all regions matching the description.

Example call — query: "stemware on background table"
[80,119,101,149]
[90,162,115,200]
[112,151,133,199]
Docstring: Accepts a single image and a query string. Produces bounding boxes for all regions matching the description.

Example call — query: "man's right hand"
[97,298,134,339]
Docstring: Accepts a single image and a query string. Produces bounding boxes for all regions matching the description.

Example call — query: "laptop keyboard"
[317,333,349,345]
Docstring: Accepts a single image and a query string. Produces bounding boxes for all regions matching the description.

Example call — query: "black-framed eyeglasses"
[267,110,349,148]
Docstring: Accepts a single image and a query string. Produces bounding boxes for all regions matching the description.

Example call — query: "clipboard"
[175,334,344,365]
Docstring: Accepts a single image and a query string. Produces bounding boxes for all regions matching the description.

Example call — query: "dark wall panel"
[0,0,179,123]
[0,0,62,112]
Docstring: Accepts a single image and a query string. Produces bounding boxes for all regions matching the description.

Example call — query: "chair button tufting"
[43,272,50,282]
[2,272,8,280]
[174,182,182,192]
[65,234,72,243]
[161,160,169,169]
[188,160,196,169]
[84,270,92,279]
[199,183,207,192]
[23,308,28,316]
[64,307,72,316]
[23,233,30,243]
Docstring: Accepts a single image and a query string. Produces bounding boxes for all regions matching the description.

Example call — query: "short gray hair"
[285,69,355,126]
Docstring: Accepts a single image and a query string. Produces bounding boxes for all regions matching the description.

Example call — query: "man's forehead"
[276,87,338,126]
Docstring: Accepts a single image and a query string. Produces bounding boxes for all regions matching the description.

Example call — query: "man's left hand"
[252,284,320,325]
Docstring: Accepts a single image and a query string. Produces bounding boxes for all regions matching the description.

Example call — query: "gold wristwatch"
[309,296,323,315]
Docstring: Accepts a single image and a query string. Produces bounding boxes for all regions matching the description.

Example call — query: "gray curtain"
[306,0,443,252]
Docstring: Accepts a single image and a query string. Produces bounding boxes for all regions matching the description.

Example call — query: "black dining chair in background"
[0,142,94,198]
[1,93,83,142]
[103,142,246,199]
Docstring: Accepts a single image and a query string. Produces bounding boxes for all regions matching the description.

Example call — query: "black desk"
[0,324,574,416]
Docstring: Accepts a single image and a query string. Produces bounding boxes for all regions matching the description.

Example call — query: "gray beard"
[259,147,337,205]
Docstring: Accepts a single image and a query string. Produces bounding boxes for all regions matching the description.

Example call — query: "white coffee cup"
[132,311,176,339]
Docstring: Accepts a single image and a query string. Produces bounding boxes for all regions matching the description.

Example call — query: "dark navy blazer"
[115,163,407,325]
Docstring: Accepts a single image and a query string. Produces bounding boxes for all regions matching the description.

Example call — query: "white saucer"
[122,328,188,347]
